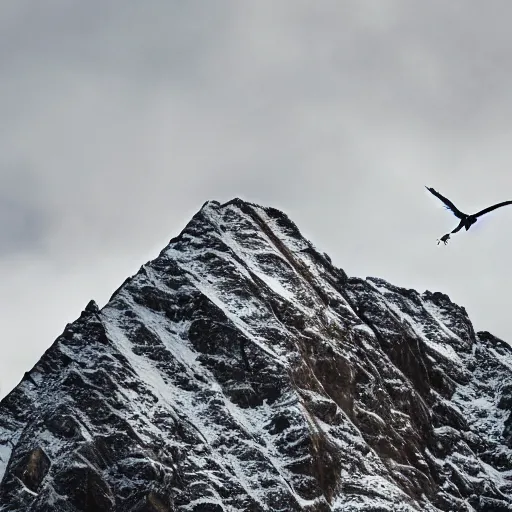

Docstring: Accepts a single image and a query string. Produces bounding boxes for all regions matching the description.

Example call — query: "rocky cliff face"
[1,198,512,511]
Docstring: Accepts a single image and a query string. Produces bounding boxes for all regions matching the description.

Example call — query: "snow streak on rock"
[0,198,511,511]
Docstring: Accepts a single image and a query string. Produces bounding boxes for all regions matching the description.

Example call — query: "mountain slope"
[0,198,511,511]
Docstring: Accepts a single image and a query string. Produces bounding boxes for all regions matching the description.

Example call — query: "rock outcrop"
[1,198,511,511]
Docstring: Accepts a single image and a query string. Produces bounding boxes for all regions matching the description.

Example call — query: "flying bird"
[426,187,512,244]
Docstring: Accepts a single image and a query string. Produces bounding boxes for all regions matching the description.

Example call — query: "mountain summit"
[1,199,512,511]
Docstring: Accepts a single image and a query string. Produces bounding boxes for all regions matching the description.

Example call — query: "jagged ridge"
[0,198,511,511]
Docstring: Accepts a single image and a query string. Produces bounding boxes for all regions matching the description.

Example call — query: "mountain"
[1,198,512,511]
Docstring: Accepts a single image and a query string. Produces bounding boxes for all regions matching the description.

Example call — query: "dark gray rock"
[0,198,511,511]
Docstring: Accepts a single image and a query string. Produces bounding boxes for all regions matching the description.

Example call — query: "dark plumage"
[426,187,512,244]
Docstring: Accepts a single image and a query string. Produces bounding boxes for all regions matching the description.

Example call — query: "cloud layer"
[2,1,512,396]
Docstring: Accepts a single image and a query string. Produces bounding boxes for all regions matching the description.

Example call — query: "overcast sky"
[2,1,512,397]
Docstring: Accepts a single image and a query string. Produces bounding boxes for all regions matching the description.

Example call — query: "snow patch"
[0,441,12,483]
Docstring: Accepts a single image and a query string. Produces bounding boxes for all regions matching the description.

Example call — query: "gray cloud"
[2,1,512,396]
[0,166,52,255]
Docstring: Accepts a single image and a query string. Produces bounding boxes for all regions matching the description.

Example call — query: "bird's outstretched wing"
[474,200,512,218]
[425,187,466,219]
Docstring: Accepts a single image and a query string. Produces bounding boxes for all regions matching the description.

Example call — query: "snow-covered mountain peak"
[1,199,512,511]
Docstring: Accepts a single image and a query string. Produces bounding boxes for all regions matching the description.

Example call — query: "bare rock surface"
[1,198,512,511]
